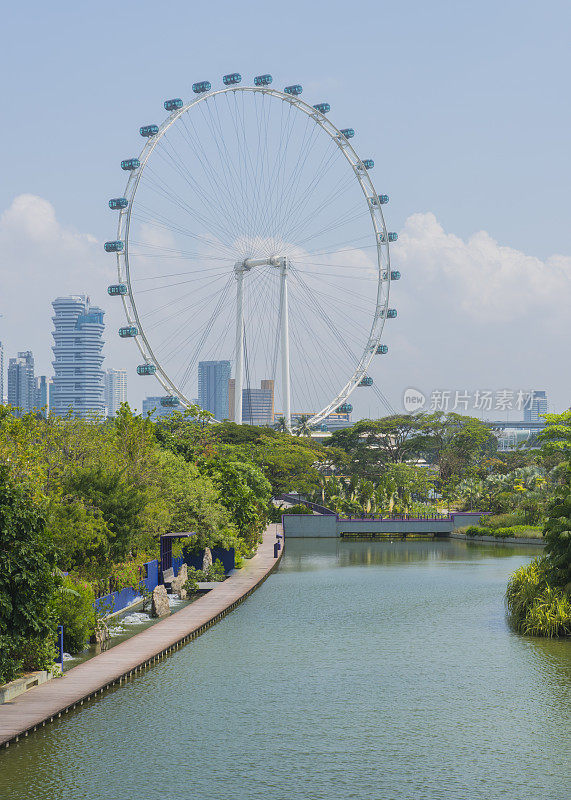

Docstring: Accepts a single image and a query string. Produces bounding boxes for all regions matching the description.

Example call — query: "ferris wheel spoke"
[152,138,240,246]
[270,114,320,239]
[176,114,245,238]
[156,276,235,367]
[282,170,361,245]
[279,138,350,243]
[136,172,238,254]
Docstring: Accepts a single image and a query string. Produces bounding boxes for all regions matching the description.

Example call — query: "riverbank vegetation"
[505,412,571,637]
[0,404,324,681]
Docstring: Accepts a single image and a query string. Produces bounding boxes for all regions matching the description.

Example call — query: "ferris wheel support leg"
[280,261,292,430]
[235,268,244,424]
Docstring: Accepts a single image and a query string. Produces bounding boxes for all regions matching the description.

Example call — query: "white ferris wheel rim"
[114,84,392,427]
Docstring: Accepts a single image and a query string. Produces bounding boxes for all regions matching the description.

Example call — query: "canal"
[1,539,570,800]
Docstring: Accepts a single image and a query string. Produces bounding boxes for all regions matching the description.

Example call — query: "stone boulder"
[202,547,213,572]
[90,620,109,645]
[151,585,171,617]
[171,563,188,600]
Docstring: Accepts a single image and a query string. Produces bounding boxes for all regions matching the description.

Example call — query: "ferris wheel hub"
[235,256,287,273]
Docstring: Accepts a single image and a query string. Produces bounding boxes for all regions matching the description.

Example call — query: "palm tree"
[273,416,288,434]
[295,414,312,437]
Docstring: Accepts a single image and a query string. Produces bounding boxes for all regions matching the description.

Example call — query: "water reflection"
[282,537,538,571]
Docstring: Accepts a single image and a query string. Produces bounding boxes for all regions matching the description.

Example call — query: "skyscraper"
[33,375,51,415]
[51,295,105,417]
[105,368,127,416]
[7,351,35,416]
[198,360,231,420]
[523,390,548,423]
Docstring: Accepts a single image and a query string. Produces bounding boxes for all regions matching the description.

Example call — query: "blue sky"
[1,0,570,417]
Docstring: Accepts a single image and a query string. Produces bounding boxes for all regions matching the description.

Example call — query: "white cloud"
[393,212,571,320]
[0,194,129,388]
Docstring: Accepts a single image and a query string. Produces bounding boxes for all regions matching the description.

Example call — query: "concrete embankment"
[0,524,283,749]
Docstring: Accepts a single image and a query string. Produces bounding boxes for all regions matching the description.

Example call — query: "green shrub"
[51,576,97,654]
[506,558,571,637]
[481,512,523,529]
[282,504,312,515]
[523,586,571,637]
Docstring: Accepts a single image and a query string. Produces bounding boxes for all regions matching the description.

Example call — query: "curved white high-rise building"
[51,295,105,416]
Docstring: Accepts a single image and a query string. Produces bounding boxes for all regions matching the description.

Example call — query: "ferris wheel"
[105,73,400,429]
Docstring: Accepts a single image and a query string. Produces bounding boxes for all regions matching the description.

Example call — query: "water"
[1,539,570,800]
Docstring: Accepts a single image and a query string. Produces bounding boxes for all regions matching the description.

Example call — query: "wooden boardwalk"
[0,524,283,749]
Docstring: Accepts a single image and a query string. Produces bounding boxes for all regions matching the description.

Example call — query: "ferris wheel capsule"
[119,326,138,338]
[284,84,303,95]
[192,81,211,94]
[376,345,389,355]
[108,284,128,296]
[378,194,389,204]
[359,376,373,387]
[386,309,397,318]
[140,124,159,137]
[362,159,374,169]
[104,240,124,253]
[137,364,157,375]
[337,403,353,414]
[223,73,242,85]
[254,74,272,86]
[313,103,330,114]
[160,395,180,407]
[109,197,128,210]
[121,158,140,171]
[391,271,401,280]
[340,128,355,139]
[164,98,183,112]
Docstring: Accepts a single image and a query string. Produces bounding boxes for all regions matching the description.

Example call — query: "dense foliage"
[505,412,571,637]
[0,467,60,683]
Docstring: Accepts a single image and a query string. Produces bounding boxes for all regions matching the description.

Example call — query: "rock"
[202,547,213,572]
[90,620,109,645]
[171,563,188,599]
[151,585,171,617]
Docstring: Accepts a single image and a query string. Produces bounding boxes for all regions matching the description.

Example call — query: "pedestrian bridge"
[281,511,487,538]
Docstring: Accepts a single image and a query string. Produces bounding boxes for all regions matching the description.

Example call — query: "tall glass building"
[198,360,231,420]
[105,368,127,416]
[51,295,105,417]
[7,350,35,416]
[523,390,548,423]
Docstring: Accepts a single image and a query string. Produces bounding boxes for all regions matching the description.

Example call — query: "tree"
[0,466,59,683]
[273,416,288,434]
[294,415,312,437]
[543,466,571,590]
[325,415,427,478]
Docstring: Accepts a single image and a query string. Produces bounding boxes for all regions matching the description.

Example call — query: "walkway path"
[0,524,283,748]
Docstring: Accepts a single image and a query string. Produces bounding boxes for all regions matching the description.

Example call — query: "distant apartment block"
[228,378,275,426]
[51,295,105,417]
[523,390,548,423]
[7,350,35,417]
[198,360,231,420]
[105,368,127,416]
